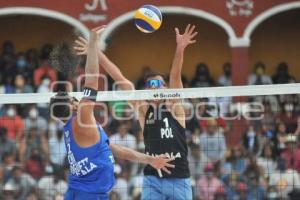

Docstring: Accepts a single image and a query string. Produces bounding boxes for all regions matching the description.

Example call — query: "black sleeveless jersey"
[143,105,190,178]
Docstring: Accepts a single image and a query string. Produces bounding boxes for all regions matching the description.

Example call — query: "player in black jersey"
[74,24,197,200]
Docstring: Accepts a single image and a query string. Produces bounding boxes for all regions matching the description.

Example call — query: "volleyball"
[134,5,162,33]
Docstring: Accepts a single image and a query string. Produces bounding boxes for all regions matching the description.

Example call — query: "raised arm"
[74,36,133,91]
[74,33,147,129]
[74,26,105,147]
[168,25,197,128]
[169,24,198,89]
[77,27,103,124]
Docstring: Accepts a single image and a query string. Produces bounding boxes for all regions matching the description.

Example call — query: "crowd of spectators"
[0,41,300,200]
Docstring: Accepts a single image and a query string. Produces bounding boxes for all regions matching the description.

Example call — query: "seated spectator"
[14,74,33,93]
[252,94,279,114]
[244,169,265,200]
[0,41,16,78]
[15,52,28,74]
[38,168,67,200]
[218,62,232,86]
[37,76,51,119]
[276,101,299,133]
[110,122,137,149]
[257,144,277,178]
[2,76,15,94]
[248,62,272,85]
[199,120,227,162]
[191,63,215,87]
[2,153,16,183]
[272,62,295,84]
[0,41,14,57]
[197,98,227,133]
[34,44,56,87]
[24,148,45,180]
[273,122,288,154]
[4,165,36,200]
[0,105,24,141]
[244,154,260,174]
[25,49,39,81]
[188,142,211,179]
[185,101,201,136]
[242,124,261,156]
[48,120,66,168]
[224,173,239,200]
[223,173,248,200]
[24,105,47,135]
[278,93,299,111]
[280,134,300,173]
[0,127,16,162]
[269,158,300,199]
[1,41,15,57]
[19,127,48,162]
[223,146,247,175]
[196,163,222,200]
[261,101,276,135]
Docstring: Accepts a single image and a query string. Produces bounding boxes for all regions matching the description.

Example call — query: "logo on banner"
[226,0,254,17]
[80,0,108,23]
[153,93,181,99]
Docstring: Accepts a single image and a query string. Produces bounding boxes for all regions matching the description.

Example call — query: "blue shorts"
[141,176,192,200]
[64,188,109,200]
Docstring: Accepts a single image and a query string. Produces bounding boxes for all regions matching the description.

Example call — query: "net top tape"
[0,83,300,104]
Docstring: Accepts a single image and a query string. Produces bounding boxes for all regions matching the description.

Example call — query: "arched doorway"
[249,9,300,80]
[0,15,80,52]
[104,14,231,83]
[0,7,89,52]
[0,7,89,37]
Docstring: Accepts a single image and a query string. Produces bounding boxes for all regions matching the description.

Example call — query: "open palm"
[74,36,88,55]
[149,155,175,175]
[175,24,198,49]
[73,25,106,55]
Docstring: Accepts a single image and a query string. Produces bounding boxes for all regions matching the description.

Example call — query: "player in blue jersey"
[49,26,175,200]
[74,24,197,200]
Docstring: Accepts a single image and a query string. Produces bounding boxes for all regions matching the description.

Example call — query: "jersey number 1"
[161,118,173,139]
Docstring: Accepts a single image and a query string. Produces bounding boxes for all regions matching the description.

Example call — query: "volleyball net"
[1,83,300,199]
[1,83,300,103]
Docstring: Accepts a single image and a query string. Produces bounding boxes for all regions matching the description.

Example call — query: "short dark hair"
[49,91,72,119]
[144,71,167,84]
[254,62,265,70]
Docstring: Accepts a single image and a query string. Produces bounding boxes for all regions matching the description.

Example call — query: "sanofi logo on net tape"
[153,92,181,99]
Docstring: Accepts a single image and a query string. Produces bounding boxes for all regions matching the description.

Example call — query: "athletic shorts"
[64,188,109,200]
[141,175,192,200]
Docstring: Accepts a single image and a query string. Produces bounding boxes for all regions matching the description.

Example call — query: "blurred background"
[0,0,300,199]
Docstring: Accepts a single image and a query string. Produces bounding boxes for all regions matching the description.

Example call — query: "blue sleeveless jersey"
[63,117,115,194]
